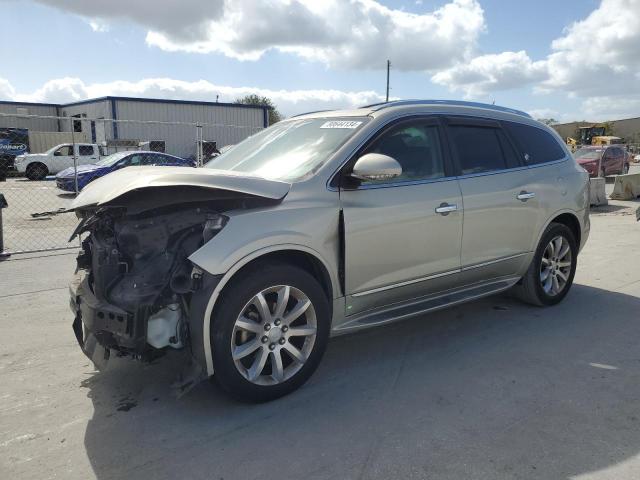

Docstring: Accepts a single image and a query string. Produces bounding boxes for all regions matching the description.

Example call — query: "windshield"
[95,151,130,166]
[574,148,603,160]
[204,117,368,181]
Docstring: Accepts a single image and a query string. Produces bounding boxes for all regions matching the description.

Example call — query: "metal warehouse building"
[0,96,269,158]
[552,116,640,145]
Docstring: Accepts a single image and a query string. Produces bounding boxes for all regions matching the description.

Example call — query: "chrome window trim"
[326,112,570,192]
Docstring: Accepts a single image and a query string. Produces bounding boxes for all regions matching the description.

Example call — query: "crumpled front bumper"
[69,272,139,370]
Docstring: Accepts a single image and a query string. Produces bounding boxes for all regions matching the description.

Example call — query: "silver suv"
[69,100,590,401]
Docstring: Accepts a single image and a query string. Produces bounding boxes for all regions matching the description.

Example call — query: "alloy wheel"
[540,235,572,296]
[231,285,317,386]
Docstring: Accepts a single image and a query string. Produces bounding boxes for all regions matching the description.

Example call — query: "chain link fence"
[0,112,262,255]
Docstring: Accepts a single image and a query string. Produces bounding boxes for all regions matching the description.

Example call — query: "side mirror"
[351,153,402,182]
[54,151,61,156]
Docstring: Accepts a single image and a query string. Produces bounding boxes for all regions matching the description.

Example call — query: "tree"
[234,94,283,125]
[536,117,558,126]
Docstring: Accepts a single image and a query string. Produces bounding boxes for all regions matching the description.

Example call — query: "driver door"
[339,117,463,315]
[50,144,74,173]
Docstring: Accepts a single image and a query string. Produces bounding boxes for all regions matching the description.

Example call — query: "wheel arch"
[198,244,336,376]
[550,212,581,247]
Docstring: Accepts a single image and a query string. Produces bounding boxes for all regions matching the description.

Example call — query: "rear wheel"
[513,222,577,306]
[25,163,48,181]
[210,262,330,402]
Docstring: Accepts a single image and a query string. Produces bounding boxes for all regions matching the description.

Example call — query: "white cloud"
[581,95,640,120]
[432,0,640,119]
[431,51,547,97]
[87,19,109,33]
[2,77,385,116]
[542,0,640,97]
[34,0,485,70]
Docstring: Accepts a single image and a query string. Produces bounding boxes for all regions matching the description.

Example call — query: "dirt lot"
[1,194,639,479]
[1,178,78,253]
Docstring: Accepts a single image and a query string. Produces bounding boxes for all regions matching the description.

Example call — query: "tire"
[210,262,330,402]
[25,163,48,181]
[512,222,578,307]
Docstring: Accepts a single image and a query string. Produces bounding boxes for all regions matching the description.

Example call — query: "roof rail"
[290,109,334,118]
[361,99,532,118]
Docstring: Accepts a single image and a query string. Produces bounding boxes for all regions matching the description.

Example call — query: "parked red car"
[574,145,630,177]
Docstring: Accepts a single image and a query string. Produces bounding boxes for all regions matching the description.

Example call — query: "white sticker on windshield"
[320,121,362,129]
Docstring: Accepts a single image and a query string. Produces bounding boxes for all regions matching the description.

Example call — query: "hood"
[70,166,291,210]
[57,164,102,178]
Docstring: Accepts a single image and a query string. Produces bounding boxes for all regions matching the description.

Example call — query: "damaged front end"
[67,170,290,395]
[70,203,232,387]
[70,204,226,371]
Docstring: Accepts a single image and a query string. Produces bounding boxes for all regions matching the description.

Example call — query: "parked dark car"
[574,145,629,177]
[55,151,194,192]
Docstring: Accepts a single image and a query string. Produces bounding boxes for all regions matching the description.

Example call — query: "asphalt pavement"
[1,196,639,480]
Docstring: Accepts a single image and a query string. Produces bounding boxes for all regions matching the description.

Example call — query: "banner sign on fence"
[0,128,29,157]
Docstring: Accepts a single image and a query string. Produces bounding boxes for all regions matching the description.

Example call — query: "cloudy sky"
[1,0,639,121]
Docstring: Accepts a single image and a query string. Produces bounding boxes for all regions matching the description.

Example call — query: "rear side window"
[448,126,514,175]
[504,122,566,165]
[78,145,94,156]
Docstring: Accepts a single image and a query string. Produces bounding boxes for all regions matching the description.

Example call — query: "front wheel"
[26,162,48,180]
[210,262,330,402]
[512,222,577,306]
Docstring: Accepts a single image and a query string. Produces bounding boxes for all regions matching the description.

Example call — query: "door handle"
[435,203,458,215]
[517,191,536,201]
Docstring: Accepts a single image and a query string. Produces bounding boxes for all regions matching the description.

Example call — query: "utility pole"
[385,60,391,102]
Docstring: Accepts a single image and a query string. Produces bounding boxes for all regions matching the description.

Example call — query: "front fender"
[188,205,341,293]
[187,204,342,377]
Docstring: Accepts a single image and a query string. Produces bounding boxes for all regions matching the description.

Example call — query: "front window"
[205,117,368,181]
[55,145,73,156]
[574,148,602,160]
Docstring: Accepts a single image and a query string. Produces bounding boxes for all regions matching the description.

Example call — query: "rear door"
[340,116,463,315]
[445,117,540,281]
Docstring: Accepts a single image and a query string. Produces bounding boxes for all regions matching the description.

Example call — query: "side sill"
[331,276,519,334]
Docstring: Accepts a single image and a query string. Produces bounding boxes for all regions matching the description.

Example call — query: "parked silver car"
[69,100,590,401]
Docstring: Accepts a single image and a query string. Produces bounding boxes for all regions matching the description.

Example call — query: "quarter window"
[504,122,565,165]
[448,126,512,175]
[361,122,445,184]
[78,145,94,156]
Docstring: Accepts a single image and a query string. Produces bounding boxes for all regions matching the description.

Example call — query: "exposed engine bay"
[74,205,223,356]
[69,185,283,388]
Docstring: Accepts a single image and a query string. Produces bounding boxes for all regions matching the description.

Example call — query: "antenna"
[386,60,391,102]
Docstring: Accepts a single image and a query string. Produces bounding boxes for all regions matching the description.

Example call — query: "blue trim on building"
[110,98,118,140]
[263,108,269,128]
[61,96,270,111]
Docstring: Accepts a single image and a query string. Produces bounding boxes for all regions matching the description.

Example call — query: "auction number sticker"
[320,121,362,129]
